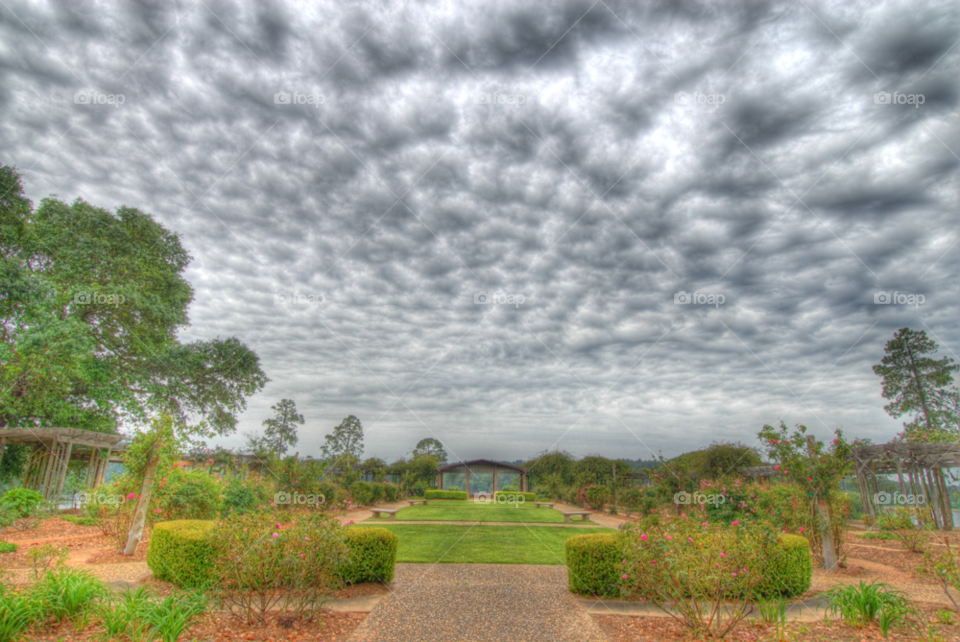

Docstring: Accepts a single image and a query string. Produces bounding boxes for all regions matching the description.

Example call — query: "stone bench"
[562,511,591,523]
[370,509,399,520]
[408,499,429,506]
[533,502,555,509]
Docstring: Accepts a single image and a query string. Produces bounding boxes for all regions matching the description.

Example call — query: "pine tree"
[261,399,303,456]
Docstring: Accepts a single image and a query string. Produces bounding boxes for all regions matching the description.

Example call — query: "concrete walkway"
[346,564,606,642]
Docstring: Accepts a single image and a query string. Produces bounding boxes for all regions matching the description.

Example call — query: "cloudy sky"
[2,0,958,464]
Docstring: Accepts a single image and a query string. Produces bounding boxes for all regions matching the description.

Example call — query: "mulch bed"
[593,604,957,641]
[0,517,152,567]
[28,609,367,641]
[333,581,390,599]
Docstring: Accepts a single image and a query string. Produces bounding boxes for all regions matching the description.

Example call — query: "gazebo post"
[53,441,73,504]
[492,466,498,494]
[937,469,954,530]
[41,438,59,499]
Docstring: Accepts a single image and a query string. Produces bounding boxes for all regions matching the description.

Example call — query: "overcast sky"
[2,0,958,464]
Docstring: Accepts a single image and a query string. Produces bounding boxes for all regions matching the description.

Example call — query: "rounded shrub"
[759,534,813,597]
[152,470,222,521]
[339,527,399,585]
[382,483,400,502]
[146,520,216,589]
[424,490,467,500]
[349,481,375,506]
[565,533,621,597]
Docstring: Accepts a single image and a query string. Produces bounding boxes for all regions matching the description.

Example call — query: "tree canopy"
[258,398,303,456]
[321,415,364,462]
[412,437,448,464]
[0,165,268,434]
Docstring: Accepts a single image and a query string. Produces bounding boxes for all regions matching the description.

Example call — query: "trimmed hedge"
[565,533,621,597]
[147,520,216,589]
[424,490,468,500]
[565,533,813,598]
[759,534,813,597]
[339,528,399,585]
[493,491,536,502]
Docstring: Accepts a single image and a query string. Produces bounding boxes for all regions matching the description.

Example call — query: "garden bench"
[533,502,555,509]
[408,499,429,506]
[370,509,399,520]
[562,511,591,523]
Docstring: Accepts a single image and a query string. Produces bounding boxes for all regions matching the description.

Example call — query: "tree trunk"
[123,447,160,556]
[806,435,838,571]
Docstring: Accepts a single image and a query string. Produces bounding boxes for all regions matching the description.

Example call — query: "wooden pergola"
[0,428,124,502]
[437,459,528,495]
[740,440,958,531]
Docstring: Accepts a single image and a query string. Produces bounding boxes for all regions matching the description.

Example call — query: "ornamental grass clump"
[208,510,350,625]
[619,516,778,638]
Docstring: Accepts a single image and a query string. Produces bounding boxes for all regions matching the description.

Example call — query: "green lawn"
[375,499,574,523]
[351,523,615,565]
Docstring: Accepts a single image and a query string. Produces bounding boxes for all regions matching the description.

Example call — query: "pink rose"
[272,533,279,538]
[621,574,628,580]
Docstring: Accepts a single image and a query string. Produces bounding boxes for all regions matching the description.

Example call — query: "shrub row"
[565,532,812,598]
[147,520,398,589]
[493,491,536,502]
[424,490,468,500]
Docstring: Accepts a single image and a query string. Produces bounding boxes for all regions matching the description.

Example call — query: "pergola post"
[465,467,471,496]
[492,467,498,494]
[41,437,59,499]
[53,441,73,503]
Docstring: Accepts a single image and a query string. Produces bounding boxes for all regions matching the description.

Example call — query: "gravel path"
[346,564,606,642]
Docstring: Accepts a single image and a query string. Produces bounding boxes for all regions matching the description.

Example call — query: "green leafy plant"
[936,608,955,625]
[139,591,207,642]
[339,528,399,585]
[0,542,17,554]
[61,514,98,526]
[0,488,46,531]
[756,594,788,641]
[97,585,156,640]
[581,485,610,510]
[30,567,108,626]
[423,490,467,500]
[878,507,933,553]
[151,469,222,521]
[26,544,68,580]
[0,591,39,642]
[825,581,916,635]
[146,521,217,589]
[918,539,960,611]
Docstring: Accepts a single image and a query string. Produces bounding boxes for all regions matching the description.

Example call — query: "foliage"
[0,590,39,642]
[339,527,399,585]
[139,590,208,642]
[918,538,960,611]
[879,507,933,553]
[825,581,916,633]
[761,534,814,597]
[97,585,156,640]
[565,533,621,597]
[0,165,269,433]
[60,514,97,526]
[0,542,15,554]
[0,488,45,531]
[321,415,364,463]
[222,476,269,516]
[146,520,217,589]
[493,491,535,502]
[30,567,108,624]
[208,511,349,625]
[0,446,30,488]
[259,398,303,457]
[27,544,67,580]
[873,327,960,442]
[411,438,448,464]
[349,481,377,506]
[151,468,222,521]
[670,442,763,481]
[382,483,400,502]
[524,450,576,486]
[424,490,467,500]
[620,486,658,517]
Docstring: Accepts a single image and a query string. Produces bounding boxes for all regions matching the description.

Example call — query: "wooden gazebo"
[437,459,528,495]
[0,428,124,502]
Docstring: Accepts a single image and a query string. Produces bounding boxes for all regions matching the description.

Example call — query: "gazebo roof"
[0,427,123,449]
[437,459,527,473]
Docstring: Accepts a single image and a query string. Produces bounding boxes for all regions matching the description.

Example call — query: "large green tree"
[412,437,448,464]
[259,398,303,456]
[0,165,268,434]
[320,415,364,462]
[873,328,959,442]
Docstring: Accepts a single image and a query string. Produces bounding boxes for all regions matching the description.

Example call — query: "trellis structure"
[437,459,528,495]
[740,440,959,531]
[0,428,124,502]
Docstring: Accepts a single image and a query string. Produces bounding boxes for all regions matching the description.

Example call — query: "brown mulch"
[0,517,152,567]
[593,604,957,641]
[332,581,390,599]
[846,539,926,576]
[28,609,366,641]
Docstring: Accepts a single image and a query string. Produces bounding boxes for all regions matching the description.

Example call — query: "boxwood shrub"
[147,520,216,588]
[565,533,621,597]
[493,491,536,502]
[424,490,467,500]
[565,532,812,598]
[339,527,399,584]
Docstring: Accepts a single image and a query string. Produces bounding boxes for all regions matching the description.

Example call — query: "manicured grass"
[379,499,572,524]
[350,523,615,565]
